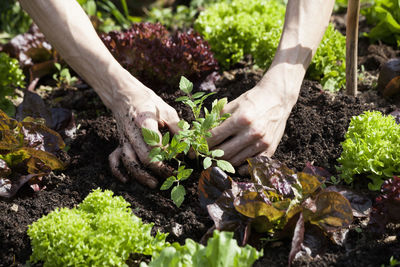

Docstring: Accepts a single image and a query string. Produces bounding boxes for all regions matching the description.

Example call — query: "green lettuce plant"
[0,52,25,116]
[195,0,346,91]
[142,76,234,207]
[337,111,400,190]
[28,189,168,267]
[28,189,262,267]
[141,230,262,267]
[362,0,400,46]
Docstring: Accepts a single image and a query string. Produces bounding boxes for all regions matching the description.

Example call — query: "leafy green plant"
[0,52,25,116]
[53,63,78,88]
[77,0,139,33]
[142,76,233,207]
[146,5,197,31]
[195,0,346,91]
[141,230,262,267]
[0,0,32,43]
[198,156,353,265]
[306,24,346,92]
[0,109,64,198]
[337,111,400,190]
[362,0,400,46]
[28,189,168,267]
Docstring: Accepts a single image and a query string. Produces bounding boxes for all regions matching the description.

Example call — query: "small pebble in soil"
[170,223,184,238]
[10,204,19,212]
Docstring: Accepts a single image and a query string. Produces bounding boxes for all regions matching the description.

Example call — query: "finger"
[162,109,181,135]
[121,143,158,189]
[214,129,260,160]
[124,121,173,178]
[137,111,162,142]
[109,147,128,183]
[228,141,269,166]
[207,116,238,148]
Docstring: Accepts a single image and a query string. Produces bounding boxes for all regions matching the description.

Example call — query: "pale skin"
[19,0,335,187]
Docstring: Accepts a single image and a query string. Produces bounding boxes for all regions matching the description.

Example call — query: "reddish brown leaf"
[288,213,305,267]
[307,191,353,232]
[325,185,372,217]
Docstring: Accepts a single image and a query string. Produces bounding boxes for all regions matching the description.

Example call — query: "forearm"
[19,0,141,110]
[259,0,335,105]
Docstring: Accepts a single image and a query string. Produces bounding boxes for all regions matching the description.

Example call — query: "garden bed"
[1,38,400,266]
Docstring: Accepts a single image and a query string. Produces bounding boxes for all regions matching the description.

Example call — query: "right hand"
[108,81,180,189]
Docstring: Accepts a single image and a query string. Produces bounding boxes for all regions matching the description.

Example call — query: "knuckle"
[248,125,265,140]
[258,139,269,150]
[237,113,252,126]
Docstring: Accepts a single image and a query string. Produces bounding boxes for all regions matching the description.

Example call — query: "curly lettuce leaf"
[142,230,262,267]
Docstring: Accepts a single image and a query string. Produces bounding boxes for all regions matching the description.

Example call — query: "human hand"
[208,82,297,173]
[108,81,180,189]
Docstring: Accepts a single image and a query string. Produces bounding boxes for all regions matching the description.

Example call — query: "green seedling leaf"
[179,76,193,94]
[217,160,235,173]
[54,62,61,70]
[212,97,228,115]
[177,168,193,181]
[142,127,160,146]
[203,157,212,169]
[171,185,186,207]
[202,113,217,130]
[148,147,163,162]
[211,149,224,158]
[178,120,190,130]
[175,96,190,102]
[160,176,176,190]
[162,132,170,147]
[192,92,205,99]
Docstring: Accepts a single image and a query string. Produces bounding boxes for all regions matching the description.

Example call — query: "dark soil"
[1,46,400,267]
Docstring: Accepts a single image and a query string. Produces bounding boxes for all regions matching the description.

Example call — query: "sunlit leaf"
[217,160,235,173]
[211,149,224,158]
[203,157,212,169]
[179,76,193,94]
[23,147,64,172]
[171,184,185,207]
[141,127,160,146]
[307,191,353,232]
[160,176,175,190]
[297,172,321,196]
[233,191,284,222]
[162,132,170,147]
[177,168,192,181]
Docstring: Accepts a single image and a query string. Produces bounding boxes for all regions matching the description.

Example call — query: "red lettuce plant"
[198,156,353,265]
[2,24,59,81]
[0,109,65,198]
[369,176,400,234]
[100,22,218,88]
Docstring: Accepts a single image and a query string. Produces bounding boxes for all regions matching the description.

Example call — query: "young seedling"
[142,76,234,207]
[53,63,78,88]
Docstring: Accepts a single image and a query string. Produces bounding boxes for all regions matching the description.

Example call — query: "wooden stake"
[346,0,360,96]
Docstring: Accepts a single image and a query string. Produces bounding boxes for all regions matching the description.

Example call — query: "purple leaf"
[288,213,305,267]
[198,167,232,208]
[325,185,372,217]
